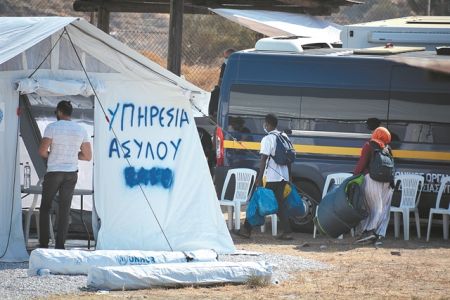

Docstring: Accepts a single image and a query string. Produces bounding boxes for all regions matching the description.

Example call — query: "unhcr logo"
[116,255,128,266]
[115,255,156,266]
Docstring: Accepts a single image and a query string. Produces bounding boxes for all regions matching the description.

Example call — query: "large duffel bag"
[246,187,278,226]
[314,174,368,238]
[283,184,307,219]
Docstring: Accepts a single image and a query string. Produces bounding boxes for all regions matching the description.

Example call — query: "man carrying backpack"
[354,127,395,245]
[236,114,295,240]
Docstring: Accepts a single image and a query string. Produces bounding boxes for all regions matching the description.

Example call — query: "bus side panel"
[216,51,450,216]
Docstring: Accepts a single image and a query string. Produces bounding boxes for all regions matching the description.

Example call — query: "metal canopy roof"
[73,0,361,15]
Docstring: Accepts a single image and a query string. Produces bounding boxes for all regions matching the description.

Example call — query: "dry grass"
[245,274,271,289]
[47,230,450,300]
[182,64,219,91]
[141,50,220,91]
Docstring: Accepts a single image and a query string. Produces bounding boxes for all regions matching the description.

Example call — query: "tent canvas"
[0,17,234,262]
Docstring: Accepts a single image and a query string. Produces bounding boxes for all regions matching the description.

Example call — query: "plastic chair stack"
[313,172,353,239]
[390,174,424,240]
[426,176,450,241]
[218,168,257,230]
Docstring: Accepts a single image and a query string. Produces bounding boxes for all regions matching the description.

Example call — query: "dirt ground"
[51,229,450,300]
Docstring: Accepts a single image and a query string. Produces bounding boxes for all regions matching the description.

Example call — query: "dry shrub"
[141,49,220,91]
[182,64,220,91]
[245,275,271,289]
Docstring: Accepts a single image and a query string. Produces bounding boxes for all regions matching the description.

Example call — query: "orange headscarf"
[371,127,391,148]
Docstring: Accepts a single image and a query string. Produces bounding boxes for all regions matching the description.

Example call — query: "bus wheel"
[289,181,321,233]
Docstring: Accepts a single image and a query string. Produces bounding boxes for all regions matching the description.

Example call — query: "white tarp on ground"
[0,17,234,262]
[211,9,342,43]
[87,261,272,290]
[28,248,218,275]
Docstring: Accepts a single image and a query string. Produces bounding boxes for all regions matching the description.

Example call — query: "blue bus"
[215,47,450,231]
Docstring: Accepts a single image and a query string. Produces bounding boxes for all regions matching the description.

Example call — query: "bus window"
[229,84,300,118]
[300,88,389,133]
[228,84,300,134]
[387,122,450,144]
[389,66,450,144]
[388,91,450,144]
[227,115,297,136]
[227,116,252,141]
[389,91,449,124]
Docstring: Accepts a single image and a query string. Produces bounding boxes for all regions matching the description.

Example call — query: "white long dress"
[357,174,394,237]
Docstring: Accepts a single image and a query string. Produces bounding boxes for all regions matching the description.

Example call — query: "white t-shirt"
[43,120,89,172]
[260,130,290,182]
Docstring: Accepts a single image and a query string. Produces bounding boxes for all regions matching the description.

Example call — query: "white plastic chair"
[313,172,353,239]
[261,213,278,236]
[426,176,450,241]
[23,178,55,246]
[390,174,424,240]
[218,168,257,230]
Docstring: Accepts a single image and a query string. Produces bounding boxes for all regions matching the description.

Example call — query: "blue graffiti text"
[109,138,182,161]
[107,102,190,131]
[124,166,174,189]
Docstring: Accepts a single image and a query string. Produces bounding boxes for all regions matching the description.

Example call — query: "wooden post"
[90,11,95,25]
[97,5,110,34]
[168,0,184,75]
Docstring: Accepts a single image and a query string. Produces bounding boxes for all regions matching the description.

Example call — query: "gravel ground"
[0,252,328,299]
[0,262,86,300]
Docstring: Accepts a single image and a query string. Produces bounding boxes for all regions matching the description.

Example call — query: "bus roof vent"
[255,36,311,53]
[255,36,333,53]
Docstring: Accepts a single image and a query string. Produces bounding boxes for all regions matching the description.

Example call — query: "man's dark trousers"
[39,171,77,249]
[245,180,292,233]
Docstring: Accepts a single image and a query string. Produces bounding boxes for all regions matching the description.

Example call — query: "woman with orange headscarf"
[354,127,394,245]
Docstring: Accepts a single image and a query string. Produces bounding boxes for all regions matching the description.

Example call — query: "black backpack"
[369,143,395,183]
[270,133,296,165]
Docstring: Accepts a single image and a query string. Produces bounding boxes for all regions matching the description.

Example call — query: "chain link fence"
[1,0,448,91]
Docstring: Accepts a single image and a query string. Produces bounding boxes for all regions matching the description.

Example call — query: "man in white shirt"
[237,114,293,240]
[38,100,92,249]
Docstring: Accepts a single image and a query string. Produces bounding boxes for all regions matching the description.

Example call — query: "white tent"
[0,17,234,262]
[211,9,342,44]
